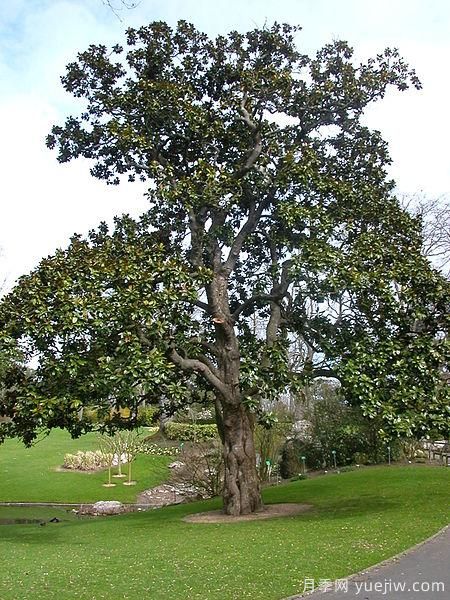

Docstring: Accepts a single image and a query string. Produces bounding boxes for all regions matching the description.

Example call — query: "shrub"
[63,450,111,471]
[280,439,323,478]
[352,452,371,465]
[255,420,292,481]
[400,438,425,461]
[290,473,307,482]
[174,404,215,424]
[297,382,393,466]
[164,422,217,441]
[170,441,224,498]
[83,408,99,424]
[339,465,357,473]
[137,405,160,426]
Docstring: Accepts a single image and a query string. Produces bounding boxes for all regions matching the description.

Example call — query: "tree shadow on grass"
[303,495,402,521]
[0,514,99,546]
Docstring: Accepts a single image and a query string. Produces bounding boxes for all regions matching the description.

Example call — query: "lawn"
[0,429,172,503]
[0,465,448,600]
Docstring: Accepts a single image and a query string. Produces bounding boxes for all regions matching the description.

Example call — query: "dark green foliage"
[280,384,405,476]
[304,392,368,465]
[0,217,208,445]
[0,20,447,461]
[254,419,293,480]
[280,438,323,477]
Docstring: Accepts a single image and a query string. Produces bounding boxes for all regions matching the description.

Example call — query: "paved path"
[288,526,449,600]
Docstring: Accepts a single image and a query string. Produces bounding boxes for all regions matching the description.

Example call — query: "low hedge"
[164,422,217,442]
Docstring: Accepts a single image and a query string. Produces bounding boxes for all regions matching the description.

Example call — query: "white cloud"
[0,94,148,289]
[362,40,450,195]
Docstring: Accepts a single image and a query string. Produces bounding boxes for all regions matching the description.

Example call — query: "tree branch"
[136,326,225,394]
[224,190,275,273]
[193,300,211,313]
[188,207,206,268]
[169,347,229,397]
[265,258,293,347]
[186,336,220,358]
[231,293,283,321]
[235,92,264,178]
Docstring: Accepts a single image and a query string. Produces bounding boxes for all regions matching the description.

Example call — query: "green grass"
[0,429,172,503]
[0,465,448,600]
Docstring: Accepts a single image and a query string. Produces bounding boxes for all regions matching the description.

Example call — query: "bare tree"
[101,0,142,21]
[403,195,450,277]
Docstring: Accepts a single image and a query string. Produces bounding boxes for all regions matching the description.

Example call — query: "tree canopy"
[1,21,448,514]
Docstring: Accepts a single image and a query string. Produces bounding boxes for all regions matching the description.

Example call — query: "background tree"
[403,195,450,277]
[1,22,448,515]
[102,0,142,21]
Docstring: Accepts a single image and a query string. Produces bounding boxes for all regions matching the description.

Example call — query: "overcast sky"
[1,0,449,289]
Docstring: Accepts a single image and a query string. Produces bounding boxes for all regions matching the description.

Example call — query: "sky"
[1,0,449,289]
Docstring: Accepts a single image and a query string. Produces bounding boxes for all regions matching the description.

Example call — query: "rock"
[136,483,208,508]
[168,461,184,469]
[91,501,125,515]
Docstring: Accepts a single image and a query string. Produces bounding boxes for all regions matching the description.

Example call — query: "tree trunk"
[208,272,263,515]
[221,400,263,515]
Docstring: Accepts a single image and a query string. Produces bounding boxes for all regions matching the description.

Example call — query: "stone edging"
[0,501,152,509]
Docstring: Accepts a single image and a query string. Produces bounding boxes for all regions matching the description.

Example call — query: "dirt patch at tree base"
[183,503,313,523]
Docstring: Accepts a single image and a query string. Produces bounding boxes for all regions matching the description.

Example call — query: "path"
[288,526,449,599]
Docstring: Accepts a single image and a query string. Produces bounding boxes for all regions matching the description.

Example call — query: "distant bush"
[170,441,224,498]
[352,452,371,465]
[338,465,357,473]
[290,473,307,482]
[399,438,425,461]
[293,382,396,468]
[255,420,292,481]
[280,439,323,478]
[164,422,217,441]
[137,405,160,426]
[83,408,99,424]
[174,404,215,424]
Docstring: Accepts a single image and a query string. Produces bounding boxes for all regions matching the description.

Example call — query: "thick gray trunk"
[221,400,263,515]
[208,272,263,515]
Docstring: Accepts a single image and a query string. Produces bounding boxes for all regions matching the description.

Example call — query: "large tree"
[1,22,449,515]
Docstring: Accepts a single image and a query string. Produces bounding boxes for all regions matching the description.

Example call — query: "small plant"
[140,442,178,456]
[98,435,117,486]
[122,430,142,486]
